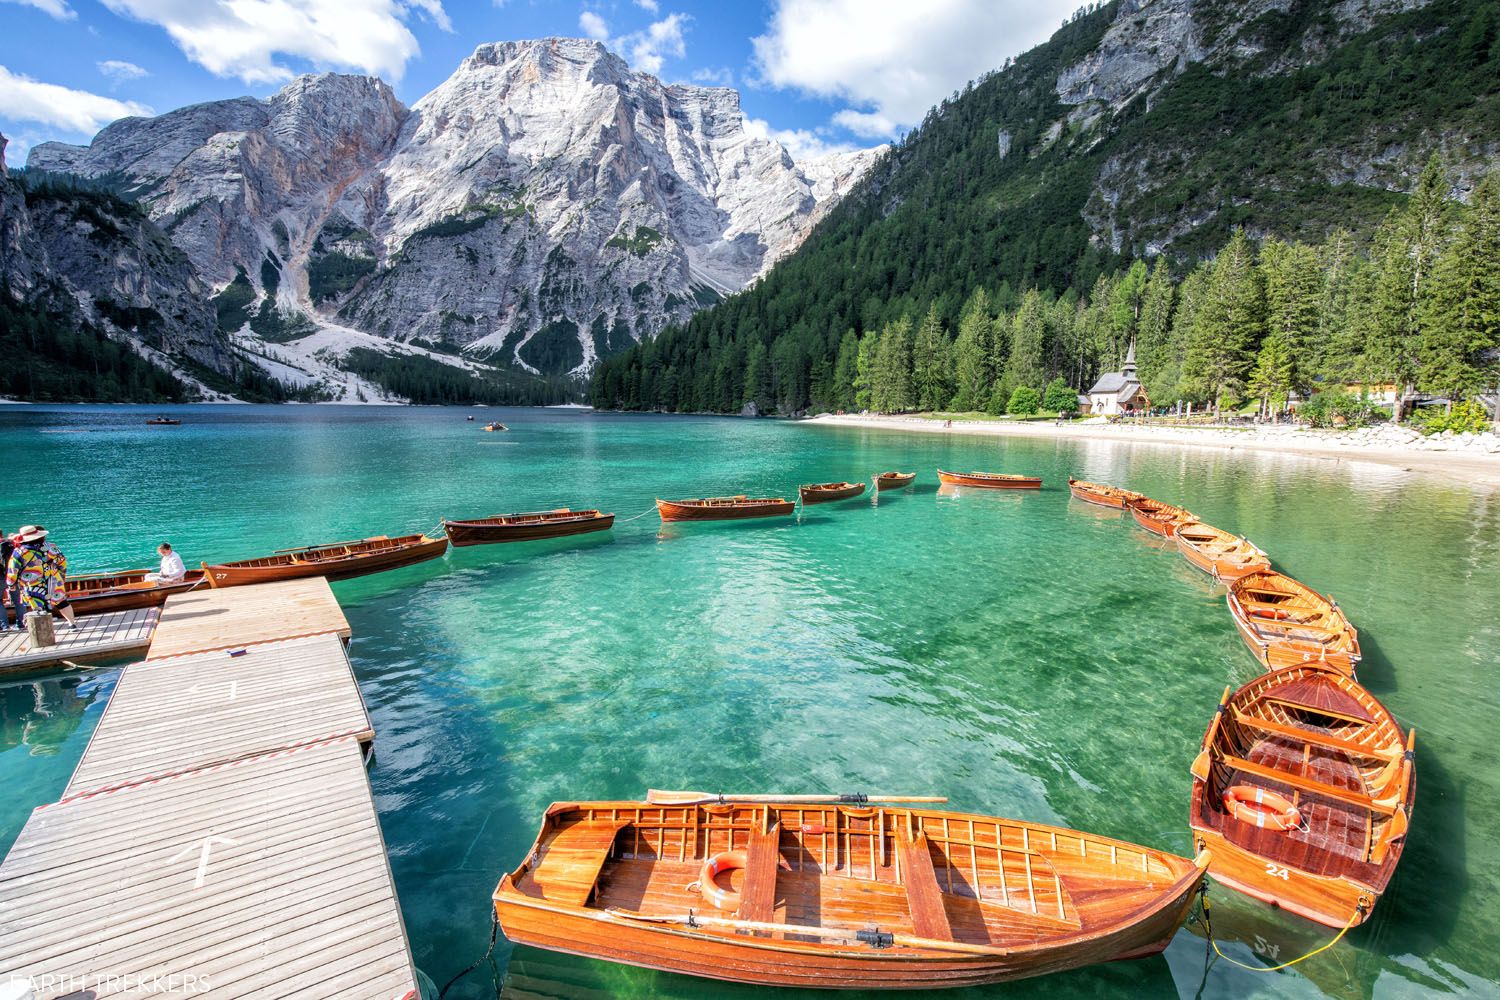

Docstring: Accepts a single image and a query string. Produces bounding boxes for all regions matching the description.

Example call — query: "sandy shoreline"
[804,414,1500,489]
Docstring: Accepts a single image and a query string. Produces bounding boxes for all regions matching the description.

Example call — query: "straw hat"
[14,525,47,543]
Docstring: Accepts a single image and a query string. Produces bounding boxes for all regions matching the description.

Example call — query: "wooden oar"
[646,789,947,806]
[604,908,1012,956]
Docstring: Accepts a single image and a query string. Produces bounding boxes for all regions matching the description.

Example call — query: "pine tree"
[1108,260,1149,364]
[1419,175,1500,407]
[1136,259,1176,402]
[1260,237,1323,398]
[853,333,877,410]
[949,288,994,410]
[870,316,914,413]
[1182,230,1263,416]
[911,305,951,411]
[1247,332,1296,415]
[1365,153,1451,419]
[1314,228,1363,384]
[1008,288,1047,392]
[743,340,770,410]
[832,328,859,410]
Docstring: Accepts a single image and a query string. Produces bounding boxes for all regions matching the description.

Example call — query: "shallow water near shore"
[1,404,1496,1000]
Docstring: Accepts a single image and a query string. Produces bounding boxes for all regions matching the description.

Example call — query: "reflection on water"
[0,406,1496,1000]
[0,674,96,757]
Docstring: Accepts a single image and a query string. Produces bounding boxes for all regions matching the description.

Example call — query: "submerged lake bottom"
[1,405,1496,1000]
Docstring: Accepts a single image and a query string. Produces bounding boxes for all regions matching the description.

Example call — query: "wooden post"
[25,611,56,648]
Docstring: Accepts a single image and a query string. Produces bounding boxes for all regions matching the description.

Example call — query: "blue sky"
[0,0,1079,166]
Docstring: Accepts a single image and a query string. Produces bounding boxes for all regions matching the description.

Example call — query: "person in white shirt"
[147,542,187,583]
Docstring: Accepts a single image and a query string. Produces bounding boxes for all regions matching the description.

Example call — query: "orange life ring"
[1223,785,1303,831]
[1250,607,1290,621]
[696,850,746,910]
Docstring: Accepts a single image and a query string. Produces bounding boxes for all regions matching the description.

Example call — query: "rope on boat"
[437,908,499,998]
[1197,882,1362,973]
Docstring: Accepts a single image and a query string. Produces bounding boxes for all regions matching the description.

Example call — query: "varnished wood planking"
[0,607,157,674]
[0,737,417,999]
[64,633,374,798]
[146,577,350,659]
[496,800,1207,988]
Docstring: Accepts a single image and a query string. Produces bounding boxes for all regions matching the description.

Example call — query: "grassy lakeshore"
[805,412,1500,488]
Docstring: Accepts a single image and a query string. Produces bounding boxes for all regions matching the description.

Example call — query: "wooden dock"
[146,576,350,659]
[0,579,419,999]
[64,633,374,799]
[0,608,157,675]
[0,737,417,999]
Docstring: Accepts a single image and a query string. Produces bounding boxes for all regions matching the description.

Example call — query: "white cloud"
[633,0,657,11]
[99,0,450,84]
[753,0,1076,139]
[578,10,609,41]
[744,116,859,162]
[690,65,732,88]
[0,64,152,134]
[1,0,75,20]
[617,12,687,75]
[97,59,151,83]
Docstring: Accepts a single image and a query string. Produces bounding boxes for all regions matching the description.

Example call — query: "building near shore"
[1085,341,1149,416]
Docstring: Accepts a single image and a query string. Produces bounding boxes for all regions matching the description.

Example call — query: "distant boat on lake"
[145,416,180,426]
[873,471,916,491]
[1067,479,1144,509]
[798,481,866,504]
[656,496,794,521]
[937,470,1042,489]
[444,508,614,546]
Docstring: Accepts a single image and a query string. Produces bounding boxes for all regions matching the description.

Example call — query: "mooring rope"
[1198,882,1362,973]
[437,908,499,998]
[615,504,659,524]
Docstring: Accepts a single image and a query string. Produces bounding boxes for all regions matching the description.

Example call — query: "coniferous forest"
[590,0,1500,426]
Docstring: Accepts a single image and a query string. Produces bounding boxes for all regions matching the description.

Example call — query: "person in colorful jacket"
[5,525,76,630]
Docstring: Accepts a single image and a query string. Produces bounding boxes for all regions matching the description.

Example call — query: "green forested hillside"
[591,0,1500,417]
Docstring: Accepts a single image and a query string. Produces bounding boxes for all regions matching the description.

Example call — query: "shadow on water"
[1347,630,1398,699]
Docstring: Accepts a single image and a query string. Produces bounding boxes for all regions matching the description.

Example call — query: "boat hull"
[800,483,867,504]
[1127,500,1195,537]
[873,473,916,491]
[657,498,795,522]
[202,535,448,587]
[936,471,1041,490]
[1188,822,1382,928]
[444,512,614,546]
[1066,480,1142,509]
[1174,525,1271,582]
[495,878,1199,989]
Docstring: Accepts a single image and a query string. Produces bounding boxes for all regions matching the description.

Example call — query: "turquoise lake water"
[0,404,1496,999]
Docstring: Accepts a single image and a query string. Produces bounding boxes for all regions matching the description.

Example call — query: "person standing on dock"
[6,526,77,630]
[147,541,186,583]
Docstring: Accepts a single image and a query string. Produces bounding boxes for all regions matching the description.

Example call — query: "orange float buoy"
[1223,785,1303,831]
[695,849,747,910]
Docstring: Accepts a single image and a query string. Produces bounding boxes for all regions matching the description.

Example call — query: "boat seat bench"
[896,829,954,941]
[735,823,782,922]
[1218,752,1398,816]
[1231,708,1400,760]
[528,818,628,906]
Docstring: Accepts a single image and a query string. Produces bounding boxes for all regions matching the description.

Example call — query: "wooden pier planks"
[0,737,418,1000]
[0,608,158,675]
[146,576,350,659]
[63,633,374,799]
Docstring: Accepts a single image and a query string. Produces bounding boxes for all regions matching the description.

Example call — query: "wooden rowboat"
[1227,571,1361,677]
[799,482,867,504]
[443,508,614,546]
[1126,498,1196,537]
[483,422,508,432]
[873,471,917,491]
[656,496,795,522]
[1189,666,1414,928]
[145,417,180,426]
[1066,479,1144,509]
[494,795,1210,989]
[1174,521,1271,582]
[200,533,448,587]
[936,470,1042,490]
